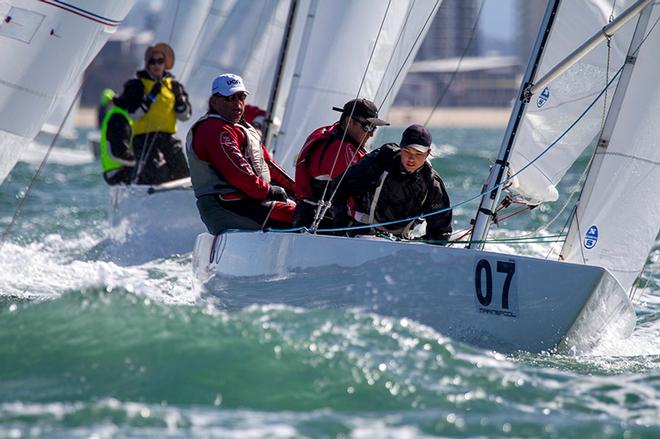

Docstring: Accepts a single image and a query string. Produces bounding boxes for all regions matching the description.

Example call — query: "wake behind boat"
[105,177,205,265]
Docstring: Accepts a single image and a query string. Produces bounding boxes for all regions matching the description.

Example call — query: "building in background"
[516,0,547,67]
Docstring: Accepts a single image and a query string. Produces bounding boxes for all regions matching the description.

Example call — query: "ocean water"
[0,127,658,438]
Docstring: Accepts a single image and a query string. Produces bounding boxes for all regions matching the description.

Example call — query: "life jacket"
[294,124,344,201]
[350,148,432,238]
[186,114,269,198]
[100,106,133,173]
[132,76,177,135]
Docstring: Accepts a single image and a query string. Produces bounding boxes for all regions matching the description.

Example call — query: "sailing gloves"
[268,185,289,202]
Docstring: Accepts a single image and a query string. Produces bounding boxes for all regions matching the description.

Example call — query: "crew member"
[100,97,134,185]
[333,124,452,243]
[116,42,191,184]
[293,98,388,228]
[186,73,296,234]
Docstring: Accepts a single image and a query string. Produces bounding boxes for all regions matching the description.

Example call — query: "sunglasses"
[352,117,377,134]
[215,92,247,102]
[148,58,165,65]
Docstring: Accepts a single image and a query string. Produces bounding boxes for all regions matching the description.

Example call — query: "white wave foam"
[0,233,197,305]
[19,142,93,166]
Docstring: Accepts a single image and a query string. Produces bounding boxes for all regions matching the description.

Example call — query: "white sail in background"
[561,5,660,292]
[153,0,213,83]
[0,0,134,183]
[508,0,636,204]
[181,0,293,135]
[272,0,441,174]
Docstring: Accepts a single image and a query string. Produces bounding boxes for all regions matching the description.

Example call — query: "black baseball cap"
[400,124,432,153]
[332,98,389,126]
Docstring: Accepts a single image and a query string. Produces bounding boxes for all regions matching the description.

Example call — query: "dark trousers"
[132,132,190,185]
[103,167,134,185]
[292,201,339,232]
[196,195,295,235]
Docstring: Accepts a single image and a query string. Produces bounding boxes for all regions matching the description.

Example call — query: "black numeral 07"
[475,259,515,309]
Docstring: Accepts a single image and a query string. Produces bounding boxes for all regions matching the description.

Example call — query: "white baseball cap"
[211,73,249,97]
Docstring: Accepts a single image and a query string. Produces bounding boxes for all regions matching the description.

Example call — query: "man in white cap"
[186,73,296,234]
[331,124,452,243]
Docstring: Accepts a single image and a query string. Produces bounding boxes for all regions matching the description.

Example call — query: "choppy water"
[0,127,658,438]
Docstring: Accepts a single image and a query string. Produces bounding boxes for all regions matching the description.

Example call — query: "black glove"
[146,81,162,102]
[171,80,184,100]
[267,185,288,202]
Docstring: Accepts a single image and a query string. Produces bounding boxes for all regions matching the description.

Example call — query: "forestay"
[508,0,636,204]
[271,0,441,174]
[0,0,134,183]
[561,4,660,292]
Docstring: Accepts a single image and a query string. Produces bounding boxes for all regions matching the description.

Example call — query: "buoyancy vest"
[186,114,269,198]
[351,150,432,238]
[132,76,177,135]
[100,106,133,173]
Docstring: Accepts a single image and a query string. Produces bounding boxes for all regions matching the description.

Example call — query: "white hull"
[192,231,636,354]
[106,179,205,264]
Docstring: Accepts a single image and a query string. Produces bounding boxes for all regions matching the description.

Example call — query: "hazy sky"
[480,0,515,41]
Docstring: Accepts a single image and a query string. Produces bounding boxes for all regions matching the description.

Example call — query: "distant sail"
[0,0,135,183]
[561,4,660,292]
[507,0,636,204]
[271,0,441,174]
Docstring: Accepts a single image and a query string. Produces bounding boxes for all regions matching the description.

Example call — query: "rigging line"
[310,0,393,231]
[423,0,486,127]
[167,0,181,44]
[0,85,83,248]
[178,5,213,82]
[376,0,443,112]
[312,63,625,234]
[630,251,658,302]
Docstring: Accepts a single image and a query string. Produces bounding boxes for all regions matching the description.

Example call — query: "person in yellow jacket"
[115,42,191,185]
[100,98,134,185]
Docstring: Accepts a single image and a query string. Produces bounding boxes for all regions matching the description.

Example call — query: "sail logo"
[537,87,550,108]
[583,225,599,249]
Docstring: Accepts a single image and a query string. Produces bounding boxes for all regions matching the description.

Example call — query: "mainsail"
[561,4,660,292]
[507,0,637,204]
[180,0,295,135]
[271,0,441,174]
[0,0,135,183]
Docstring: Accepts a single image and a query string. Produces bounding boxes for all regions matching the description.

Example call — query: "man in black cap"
[293,98,389,228]
[331,124,452,243]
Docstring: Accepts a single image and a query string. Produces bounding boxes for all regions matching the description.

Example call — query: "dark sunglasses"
[352,117,377,134]
[215,92,247,102]
[148,58,165,65]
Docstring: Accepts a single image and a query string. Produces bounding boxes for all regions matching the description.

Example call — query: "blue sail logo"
[583,225,599,249]
[537,87,550,108]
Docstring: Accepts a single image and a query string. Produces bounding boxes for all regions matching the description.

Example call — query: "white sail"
[0,0,134,183]
[561,4,660,292]
[508,0,636,204]
[41,74,81,140]
[152,0,213,83]
[271,0,441,174]
[181,0,294,135]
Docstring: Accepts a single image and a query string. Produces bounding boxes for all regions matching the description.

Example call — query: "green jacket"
[100,106,134,173]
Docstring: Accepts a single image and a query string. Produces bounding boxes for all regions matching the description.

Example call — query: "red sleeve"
[193,120,269,199]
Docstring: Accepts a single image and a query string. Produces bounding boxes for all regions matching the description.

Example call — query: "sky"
[480,0,515,41]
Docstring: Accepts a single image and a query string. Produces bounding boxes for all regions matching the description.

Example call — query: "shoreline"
[75,105,512,129]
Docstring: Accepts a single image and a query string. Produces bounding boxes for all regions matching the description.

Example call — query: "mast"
[468,0,561,249]
[263,0,299,149]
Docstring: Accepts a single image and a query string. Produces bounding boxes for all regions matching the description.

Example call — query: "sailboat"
[191,0,660,354]
[0,0,135,185]
[105,0,297,264]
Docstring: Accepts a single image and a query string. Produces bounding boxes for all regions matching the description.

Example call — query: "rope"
[309,0,394,231]
[0,84,83,247]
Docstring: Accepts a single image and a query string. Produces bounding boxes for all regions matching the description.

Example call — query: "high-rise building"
[516,0,546,65]
[416,0,481,60]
